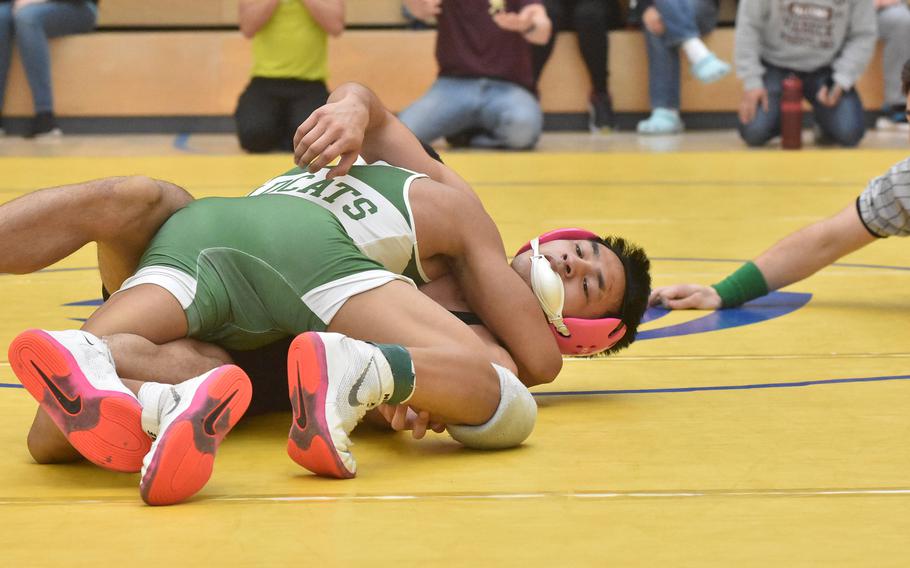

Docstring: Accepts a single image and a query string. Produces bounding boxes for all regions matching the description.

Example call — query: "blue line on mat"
[1,266,96,276]
[652,257,910,272]
[5,374,910,395]
[534,374,910,397]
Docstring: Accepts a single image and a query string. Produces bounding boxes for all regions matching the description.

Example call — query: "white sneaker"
[7,329,149,472]
[286,332,393,478]
[139,365,251,506]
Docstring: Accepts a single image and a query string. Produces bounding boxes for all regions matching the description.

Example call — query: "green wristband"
[710,261,769,308]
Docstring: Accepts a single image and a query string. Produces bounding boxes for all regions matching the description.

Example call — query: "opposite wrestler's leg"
[24,336,234,464]
[328,280,501,425]
[84,285,252,504]
[289,280,510,477]
[18,283,189,466]
[0,176,193,290]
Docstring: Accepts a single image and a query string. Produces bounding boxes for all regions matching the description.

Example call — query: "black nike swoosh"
[32,361,82,415]
[295,367,307,430]
[347,358,373,407]
[203,390,238,436]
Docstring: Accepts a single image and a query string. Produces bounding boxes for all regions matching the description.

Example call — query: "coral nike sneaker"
[8,329,150,472]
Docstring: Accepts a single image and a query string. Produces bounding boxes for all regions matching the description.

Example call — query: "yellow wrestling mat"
[1,149,909,566]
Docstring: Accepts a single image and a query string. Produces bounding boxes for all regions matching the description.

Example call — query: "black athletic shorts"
[226,338,293,416]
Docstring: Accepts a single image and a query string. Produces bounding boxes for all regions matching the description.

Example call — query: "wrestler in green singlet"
[123,162,430,350]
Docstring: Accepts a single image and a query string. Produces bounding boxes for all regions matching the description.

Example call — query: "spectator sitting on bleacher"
[735,0,876,148]
[531,0,623,132]
[0,0,98,138]
[236,0,344,153]
[631,0,730,135]
[875,0,910,129]
[399,0,551,150]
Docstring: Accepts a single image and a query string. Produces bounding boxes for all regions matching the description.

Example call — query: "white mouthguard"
[528,238,570,336]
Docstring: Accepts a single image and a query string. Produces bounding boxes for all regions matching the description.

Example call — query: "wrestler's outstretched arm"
[0,176,193,291]
[649,204,876,310]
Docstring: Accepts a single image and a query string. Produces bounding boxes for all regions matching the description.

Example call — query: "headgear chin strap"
[517,228,627,355]
[528,237,570,336]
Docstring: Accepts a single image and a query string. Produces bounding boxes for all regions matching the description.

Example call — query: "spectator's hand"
[403,0,442,22]
[377,404,446,440]
[649,284,722,310]
[738,87,769,125]
[293,95,369,178]
[874,0,900,9]
[642,6,665,36]
[492,9,533,34]
[12,0,46,13]
[816,83,844,108]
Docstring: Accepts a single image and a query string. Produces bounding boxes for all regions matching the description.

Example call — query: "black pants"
[531,0,623,94]
[234,77,329,153]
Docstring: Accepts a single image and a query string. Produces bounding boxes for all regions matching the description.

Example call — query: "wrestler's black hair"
[421,140,444,164]
[592,235,651,356]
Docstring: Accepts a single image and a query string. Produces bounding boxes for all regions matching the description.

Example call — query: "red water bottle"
[780,74,803,150]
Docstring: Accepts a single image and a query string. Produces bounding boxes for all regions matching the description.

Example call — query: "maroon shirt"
[435,0,540,94]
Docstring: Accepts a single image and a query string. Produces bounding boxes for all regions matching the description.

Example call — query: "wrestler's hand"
[649,284,722,310]
[293,94,369,178]
[377,404,446,440]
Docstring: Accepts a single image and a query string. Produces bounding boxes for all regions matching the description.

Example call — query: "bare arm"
[293,82,473,194]
[418,276,519,375]
[238,0,280,38]
[492,3,552,45]
[424,187,562,385]
[754,203,876,289]
[650,204,877,310]
[300,0,346,36]
[402,0,442,23]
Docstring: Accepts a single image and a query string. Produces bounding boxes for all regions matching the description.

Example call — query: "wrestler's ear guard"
[517,228,626,355]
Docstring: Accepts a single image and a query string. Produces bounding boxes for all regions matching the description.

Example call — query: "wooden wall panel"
[2,30,885,117]
[96,0,406,27]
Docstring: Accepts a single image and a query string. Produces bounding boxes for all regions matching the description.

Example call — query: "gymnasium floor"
[1,130,909,566]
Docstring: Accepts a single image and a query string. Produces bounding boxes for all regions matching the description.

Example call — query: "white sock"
[682,38,710,65]
[138,382,170,439]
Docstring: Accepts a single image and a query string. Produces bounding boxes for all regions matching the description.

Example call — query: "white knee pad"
[446,364,537,450]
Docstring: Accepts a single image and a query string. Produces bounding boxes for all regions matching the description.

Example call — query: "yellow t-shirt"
[252,0,328,81]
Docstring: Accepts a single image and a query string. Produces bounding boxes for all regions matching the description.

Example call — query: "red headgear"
[516,228,626,355]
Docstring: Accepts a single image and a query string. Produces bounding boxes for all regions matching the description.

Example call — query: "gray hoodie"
[734,0,877,91]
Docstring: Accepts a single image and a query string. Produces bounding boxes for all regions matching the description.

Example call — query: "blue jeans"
[738,63,866,147]
[878,3,910,107]
[0,1,97,114]
[398,76,542,149]
[644,0,717,110]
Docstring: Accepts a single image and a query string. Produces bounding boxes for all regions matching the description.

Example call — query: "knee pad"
[446,364,537,450]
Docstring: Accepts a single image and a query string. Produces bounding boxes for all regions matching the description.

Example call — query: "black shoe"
[589,92,616,132]
[812,124,836,147]
[445,127,484,148]
[27,112,62,139]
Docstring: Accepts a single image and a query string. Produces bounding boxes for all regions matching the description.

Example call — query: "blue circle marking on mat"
[639,291,812,341]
